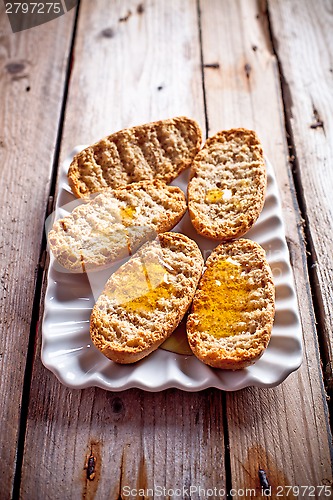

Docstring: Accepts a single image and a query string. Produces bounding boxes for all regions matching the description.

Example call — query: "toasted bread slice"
[68,116,202,198]
[187,239,275,370]
[90,232,204,364]
[48,180,187,272]
[188,128,266,240]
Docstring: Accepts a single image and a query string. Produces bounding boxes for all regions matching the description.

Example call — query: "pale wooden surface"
[200,0,333,493]
[0,0,331,498]
[0,6,75,499]
[268,0,333,390]
[20,1,228,498]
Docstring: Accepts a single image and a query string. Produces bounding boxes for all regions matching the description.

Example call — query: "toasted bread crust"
[48,180,187,272]
[186,239,275,370]
[90,232,204,364]
[188,128,266,240]
[68,117,202,198]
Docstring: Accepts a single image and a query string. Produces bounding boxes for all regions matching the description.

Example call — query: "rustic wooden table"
[1,0,332,498]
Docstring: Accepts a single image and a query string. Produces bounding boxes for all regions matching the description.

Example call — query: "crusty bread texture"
[48,180,187,272]
[68,116,202,198]
[188,128,266,240]
[187,239,275,370]
[90,232,204,363]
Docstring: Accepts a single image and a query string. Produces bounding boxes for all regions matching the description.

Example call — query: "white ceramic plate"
[41,148,303,391]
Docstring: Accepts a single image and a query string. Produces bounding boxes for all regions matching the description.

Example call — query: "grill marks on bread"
[68,117,202,197]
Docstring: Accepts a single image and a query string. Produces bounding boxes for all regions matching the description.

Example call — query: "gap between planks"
[266,0,333,412]
[197,0,209,140]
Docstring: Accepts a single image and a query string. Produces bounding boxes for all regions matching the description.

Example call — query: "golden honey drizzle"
[205,189,223,203]
[195,257,251,338]
[205,188,232,204]
[105,258,175,313]
[120,205,137,225]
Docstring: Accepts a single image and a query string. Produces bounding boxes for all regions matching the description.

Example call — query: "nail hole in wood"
[111,397,124,414]
[5,62,25,74]
[101,27,115,38]
[119,10,132,22]
[258,467,270,493]
[204,63,220,69]
[244,63,251,78]
[86,454,96,481]
[310,107,324,130]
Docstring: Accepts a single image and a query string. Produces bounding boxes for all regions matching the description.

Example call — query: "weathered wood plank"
[20,1,227,499]
[0,6,75,499]
[200,0,333,495]
[59,0,205,144]
[268,0,333,390]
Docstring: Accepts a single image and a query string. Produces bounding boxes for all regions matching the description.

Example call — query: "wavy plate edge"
[41,148,303,392]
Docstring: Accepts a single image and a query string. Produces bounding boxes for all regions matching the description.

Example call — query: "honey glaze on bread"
[90,232,204,364]
[186,239,275,370]
[188,128,266,240]
[48,180,186,272]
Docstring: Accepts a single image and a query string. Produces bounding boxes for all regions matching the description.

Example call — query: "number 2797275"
[6,3,62,14]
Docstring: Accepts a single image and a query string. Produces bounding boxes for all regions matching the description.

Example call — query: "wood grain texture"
[200,0,333,494]
[268,0,333,390]
[20,1,227,499]
[59,0,205,149]
[0,6,75,499]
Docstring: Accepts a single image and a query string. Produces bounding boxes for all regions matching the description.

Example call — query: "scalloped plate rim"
[41,148,303,392]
